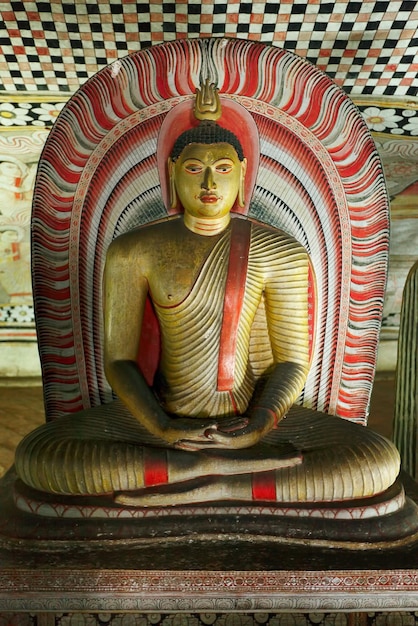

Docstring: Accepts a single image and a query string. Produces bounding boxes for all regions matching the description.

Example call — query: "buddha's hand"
[182,409,276,450]
[174,416,250,451]
[162,416,222,447]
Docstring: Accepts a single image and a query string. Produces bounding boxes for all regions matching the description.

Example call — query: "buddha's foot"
[114,475,249,507]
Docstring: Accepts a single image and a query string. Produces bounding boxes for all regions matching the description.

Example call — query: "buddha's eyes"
[184,162,203,174]
[215,162,233,173]
[183,160,234,174]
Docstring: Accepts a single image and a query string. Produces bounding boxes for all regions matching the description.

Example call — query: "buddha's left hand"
[176,409,275,450]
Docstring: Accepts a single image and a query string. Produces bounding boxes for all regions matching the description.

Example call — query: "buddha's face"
[172,143,246,219]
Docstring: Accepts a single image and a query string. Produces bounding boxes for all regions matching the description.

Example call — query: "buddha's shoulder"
[108,217,184,253]
[249,220,307,251]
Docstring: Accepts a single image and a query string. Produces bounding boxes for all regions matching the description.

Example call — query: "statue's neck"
[183,212,231,236]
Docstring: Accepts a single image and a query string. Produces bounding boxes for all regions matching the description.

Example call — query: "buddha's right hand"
[173,416,250,451]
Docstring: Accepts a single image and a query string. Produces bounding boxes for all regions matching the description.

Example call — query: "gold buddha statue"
[14,81,400,509]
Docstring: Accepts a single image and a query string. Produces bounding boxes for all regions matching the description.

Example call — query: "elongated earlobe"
[168,158,178,209]
[238,158,247,208]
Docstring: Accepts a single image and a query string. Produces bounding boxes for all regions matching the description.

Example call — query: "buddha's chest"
[147,237,226,306]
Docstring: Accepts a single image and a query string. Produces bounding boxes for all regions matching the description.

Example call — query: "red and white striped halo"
[32,38,389,424]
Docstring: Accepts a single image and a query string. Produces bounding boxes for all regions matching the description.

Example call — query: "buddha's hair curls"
[170,121,245,161]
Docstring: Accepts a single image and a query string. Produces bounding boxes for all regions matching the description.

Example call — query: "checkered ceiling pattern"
[0,0,417,96]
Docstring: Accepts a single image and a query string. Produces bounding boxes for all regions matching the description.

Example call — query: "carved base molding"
[2,568,418,613]
[0,612,417,625]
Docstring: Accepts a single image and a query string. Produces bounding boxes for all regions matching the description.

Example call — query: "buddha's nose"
[202,166,216,190]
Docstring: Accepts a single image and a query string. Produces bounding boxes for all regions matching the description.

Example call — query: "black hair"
[171,121,245,161]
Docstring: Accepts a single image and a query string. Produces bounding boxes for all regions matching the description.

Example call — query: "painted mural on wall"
[360,107,418,337]
[0,98,66,342]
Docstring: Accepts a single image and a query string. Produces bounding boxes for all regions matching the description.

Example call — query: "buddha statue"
[14,81,400,510]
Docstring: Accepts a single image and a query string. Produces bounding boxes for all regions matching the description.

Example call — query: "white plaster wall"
[0,343,41,383]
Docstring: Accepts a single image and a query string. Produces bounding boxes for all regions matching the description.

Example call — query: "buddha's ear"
[168,158,177,209]
[238,158,247,208]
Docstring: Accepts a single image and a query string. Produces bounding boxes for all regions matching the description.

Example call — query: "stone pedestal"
[2,470,418,616]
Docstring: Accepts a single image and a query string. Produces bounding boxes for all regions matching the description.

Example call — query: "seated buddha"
[14,81,400,509]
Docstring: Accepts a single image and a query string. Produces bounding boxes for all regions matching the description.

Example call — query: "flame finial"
[194,79,221,122]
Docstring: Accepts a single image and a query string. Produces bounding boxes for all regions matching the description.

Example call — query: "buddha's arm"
[103,237,219,445]
[253,249,311,425]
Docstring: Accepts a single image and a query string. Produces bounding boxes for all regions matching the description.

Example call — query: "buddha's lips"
[199,193,219,203]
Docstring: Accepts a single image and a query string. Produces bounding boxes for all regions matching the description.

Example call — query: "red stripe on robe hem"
[252,471,277,501]
[143,447,169,486]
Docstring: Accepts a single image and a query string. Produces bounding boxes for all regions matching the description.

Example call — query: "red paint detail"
[254,406,278,428]
[252,471,277,501]
[217,219,251,391]
[13,176,23,200]
[11,242,20,261]
[144,448,168,487]
[82,80,115,132]
[154,48,175,100]
[228,390,239,416]
[0,332,36,338]
[308,261,316,363]
[137,295,161,386]
[398,180,418,197]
